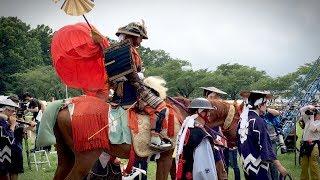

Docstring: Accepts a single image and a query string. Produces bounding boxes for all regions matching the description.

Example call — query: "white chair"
[30,149,51,171]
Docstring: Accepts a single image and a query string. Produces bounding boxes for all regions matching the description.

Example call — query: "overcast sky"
[1,0,319,77]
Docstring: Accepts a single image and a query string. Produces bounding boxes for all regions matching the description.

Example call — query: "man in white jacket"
[175,98,218,180]
[299,105,320,180]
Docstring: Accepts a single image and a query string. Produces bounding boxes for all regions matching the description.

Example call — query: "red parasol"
[51,22,109,91]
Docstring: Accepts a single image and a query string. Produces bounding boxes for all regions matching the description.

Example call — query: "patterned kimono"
[238,110,276,179]
[0,115,14,175]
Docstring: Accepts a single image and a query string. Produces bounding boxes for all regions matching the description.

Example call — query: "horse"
[169,97,242,180]
[170,97,242,148]
[51,84,241,180]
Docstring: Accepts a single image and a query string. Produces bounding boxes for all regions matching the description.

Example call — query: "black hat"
[240,90,273,107]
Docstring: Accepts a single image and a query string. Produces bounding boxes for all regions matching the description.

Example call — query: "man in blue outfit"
[0,96,36,180]
[261,107,284,180]
[0,97,18,180]
[237,91,287,179]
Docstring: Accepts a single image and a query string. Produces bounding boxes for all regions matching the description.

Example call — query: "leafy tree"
[139,47,173,68]
[213,63,268,99]
[10,66,81,100]
[0,17,53,94]
[29,24,53,65]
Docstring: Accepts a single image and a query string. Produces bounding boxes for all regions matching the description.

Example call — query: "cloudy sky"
[1,0,319,77]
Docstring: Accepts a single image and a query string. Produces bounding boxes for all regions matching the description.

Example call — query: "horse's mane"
[143,76,167,99]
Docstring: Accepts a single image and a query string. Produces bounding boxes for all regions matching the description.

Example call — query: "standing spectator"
[261,107,281,180]
[0,97,35,180]
[201,86,228,180]
[238,91,287,179]
[175,98,218,180]
[299,105,320,180]
[23,92,41,123]
[6,96,36,180]
[23,92,47,151]
[0,97,18,180]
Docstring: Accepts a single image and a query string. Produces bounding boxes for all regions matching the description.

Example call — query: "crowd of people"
[174,87,320,180]
[0,93,45,180]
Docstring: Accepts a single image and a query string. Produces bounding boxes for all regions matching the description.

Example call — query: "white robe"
[175,114,218,180]
[193,138,218,180]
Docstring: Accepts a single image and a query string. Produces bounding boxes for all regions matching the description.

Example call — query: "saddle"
[109,104,180,157]
[131,113,180,157]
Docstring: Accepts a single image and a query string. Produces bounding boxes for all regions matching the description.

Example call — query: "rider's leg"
[127,72,171,150]
[144,103,171,150]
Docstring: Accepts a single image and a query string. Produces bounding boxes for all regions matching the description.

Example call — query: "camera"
[305,108,320,115]
[16,101,28,119]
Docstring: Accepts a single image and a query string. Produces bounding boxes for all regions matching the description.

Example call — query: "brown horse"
[52,97,240,180]
[208,99,242,148]
[169,98,242,179]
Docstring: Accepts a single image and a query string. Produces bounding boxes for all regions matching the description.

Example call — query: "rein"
[167,97,188,112]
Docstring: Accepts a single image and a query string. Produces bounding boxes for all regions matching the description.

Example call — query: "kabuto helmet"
[116,20,148,39]
[188,98,215,110]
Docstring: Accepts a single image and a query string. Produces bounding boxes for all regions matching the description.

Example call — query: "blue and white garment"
[238,110,276,179]
[0,114,14,174]
[261,112,281,141]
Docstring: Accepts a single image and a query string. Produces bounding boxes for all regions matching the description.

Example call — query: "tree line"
[0,17,317,100]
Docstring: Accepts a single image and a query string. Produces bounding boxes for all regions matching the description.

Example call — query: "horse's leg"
[53,142,75,180]
[65,149,103,180]
[156,149,174,180]
[53,109,75,180]
[170,159,176,180]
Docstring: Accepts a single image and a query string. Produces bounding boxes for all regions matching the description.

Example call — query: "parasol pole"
[82,15,92,29]
[65,85,69,99]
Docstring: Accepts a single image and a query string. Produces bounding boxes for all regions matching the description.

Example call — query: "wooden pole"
[83,15,92,29]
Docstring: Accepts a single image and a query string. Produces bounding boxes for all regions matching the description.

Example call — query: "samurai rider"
[115,21,171,151]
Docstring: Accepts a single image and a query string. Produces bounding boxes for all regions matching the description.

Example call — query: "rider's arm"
[131,47,143,72]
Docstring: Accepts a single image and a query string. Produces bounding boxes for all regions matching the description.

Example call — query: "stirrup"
[149,135,172,151]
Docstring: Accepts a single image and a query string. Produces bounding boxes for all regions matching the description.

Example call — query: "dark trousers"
[134,159,148,180]
[224,148,240,180]
[244,168,271,180]
[269,140,279,180]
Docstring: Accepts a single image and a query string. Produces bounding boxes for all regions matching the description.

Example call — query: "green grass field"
[19,126,304,180]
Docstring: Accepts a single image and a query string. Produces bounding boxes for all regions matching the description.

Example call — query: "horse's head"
[168,96,191,122]
[207,99,243,148]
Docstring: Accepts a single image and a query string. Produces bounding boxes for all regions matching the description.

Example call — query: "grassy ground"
[20,126,304,180]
